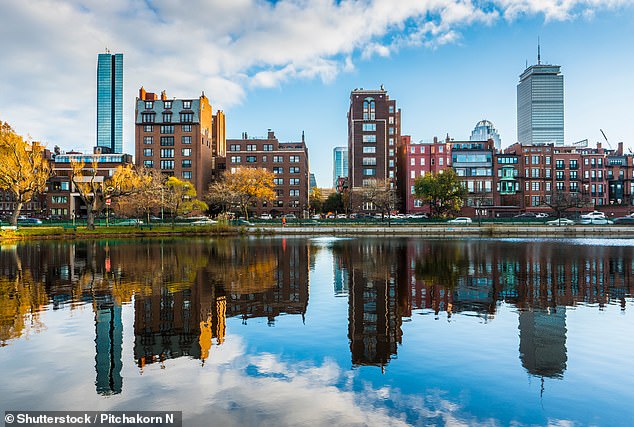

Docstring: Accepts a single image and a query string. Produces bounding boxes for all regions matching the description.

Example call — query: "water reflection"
[1,238,633,391]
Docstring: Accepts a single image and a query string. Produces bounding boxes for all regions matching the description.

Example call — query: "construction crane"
[600,129,613,149]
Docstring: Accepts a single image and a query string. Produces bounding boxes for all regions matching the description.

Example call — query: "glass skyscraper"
[517,63,564,146]
[333,146,348,188]
[97,52,123,153]
[470,119,501,150]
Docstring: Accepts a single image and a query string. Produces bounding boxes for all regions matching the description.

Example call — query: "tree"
[359,179,399,221]
[163,177,208,222]
[0,122,52,225]
[414,170,467,218]
[114,168,165,222]
[542,192,592,223]
[323,192,344,214]
[206,168,274,220]
[70,161,146,229]
[309,187,323,214]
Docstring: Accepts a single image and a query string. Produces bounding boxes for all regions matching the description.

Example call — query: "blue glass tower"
[97,52,123,153]
[333,147,348,188]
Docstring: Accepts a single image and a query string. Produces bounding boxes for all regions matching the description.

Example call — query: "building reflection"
[518,308,567,378]
[94,295,123,395]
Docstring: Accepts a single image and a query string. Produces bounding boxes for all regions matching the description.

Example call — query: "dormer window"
[183,100,192,109]
[145,101,153,109]
[164,100,172,109]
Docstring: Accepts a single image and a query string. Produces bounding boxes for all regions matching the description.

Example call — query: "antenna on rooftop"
[537,37,541,65]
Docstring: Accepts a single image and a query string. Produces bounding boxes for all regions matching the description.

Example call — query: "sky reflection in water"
[0,237,633,426]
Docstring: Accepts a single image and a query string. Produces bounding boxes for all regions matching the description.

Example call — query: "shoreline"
[3,224,634,241]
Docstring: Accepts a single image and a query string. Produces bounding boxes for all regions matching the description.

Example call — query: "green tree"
[0,122,52,225]
[323,192,343,214]
[309,187,323,214]
[413,170,467,218]
[164,176,208,222]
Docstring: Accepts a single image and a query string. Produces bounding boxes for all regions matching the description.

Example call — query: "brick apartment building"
[46,149,133,219]
[347,88,401,204]
[134,87,225,196]
[225,130,310,217]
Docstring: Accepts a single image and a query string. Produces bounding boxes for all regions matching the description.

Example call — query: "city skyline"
[1,1,633,187]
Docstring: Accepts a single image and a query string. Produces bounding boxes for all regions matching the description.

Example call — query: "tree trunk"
[9,201,24,226]
[86,210,96,230]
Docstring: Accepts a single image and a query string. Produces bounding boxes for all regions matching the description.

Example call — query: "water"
[1,237,633,426]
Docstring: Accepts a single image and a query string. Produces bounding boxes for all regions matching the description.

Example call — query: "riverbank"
[3,223,634,241]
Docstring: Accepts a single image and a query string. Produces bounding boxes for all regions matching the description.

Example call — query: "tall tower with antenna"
[517,40,564,146]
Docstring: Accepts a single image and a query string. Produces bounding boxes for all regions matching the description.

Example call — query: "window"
[389,138,394,146]
[363,146,376,154]
[182,171,192,179]
[289,155,300,163]
[570,160,578,169]
[598,158,603,167]
[598,170,603,179]
[420,158,425,166]
[180,112,193,123]
[389,105,394,113]
[51,196,68,204]
[182,136,192,145]
[229,144,241,151]
[160,125,174,134]
[545,169,551,178]
[410,158,415,166]
[164,101,172,109]
[289,178,300,185]
[546,182,552,191]
[388,116,394,124]
[143,148,153,157]
[363,168,376,176]
[532,155,540,165]
[230,156,241,163]
[363,98,375,120]
[362,134,376,143]
[60,181,69,191]
[160,136,174,146]
[274,178,284,185]
[362,123,376,131]
[410,171,415,179]
[143,160,153,168]
[182,148,192,157]
[439,146,444,153]
[290,189,300,197]
[584,158,589,165]
[362,157,376,166]
[246,144,257,151]
[410,146,416,154]
[585,170,589,178]
[570,171,578,179]
[246,156,257,163]
[389,127,394,135]
[290,167,300,173]
[545,156,551,165]
[145,101,154,109]
[142,113,155,123]
[389,149,394,156]
[182,100,192,109]
[273,167,283,174]
[555,159,564,169]
[532,168,539,178]
[182,124,192,132]
[570,182,578,191]
[144,136,153,145]
[160,148,174,158]
[143,125,153,132]
[273,156,283,162]
[389,159,394,167]
[160,160,174,170]
[182,160,192,168]
[162,113,172,122]
[263,144,273,151]
[532,182,540,191]
[531,196,540,207]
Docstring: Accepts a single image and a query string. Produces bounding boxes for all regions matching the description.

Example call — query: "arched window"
[363,97,375,120]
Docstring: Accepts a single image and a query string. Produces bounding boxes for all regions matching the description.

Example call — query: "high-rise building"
[96,52,123,154]
[347,88,401,193]
[470,120,502,150]
[517,48,564,146]
[332,147,348,188]
[135,87,224,196]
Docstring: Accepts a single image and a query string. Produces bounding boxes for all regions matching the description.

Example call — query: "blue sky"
[1,1,632,188]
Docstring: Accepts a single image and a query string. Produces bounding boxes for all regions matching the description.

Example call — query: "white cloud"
[0,0,628,151]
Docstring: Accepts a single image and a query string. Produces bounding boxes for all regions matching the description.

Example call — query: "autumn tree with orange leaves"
[0,122,52,225]
[207,168,275,220]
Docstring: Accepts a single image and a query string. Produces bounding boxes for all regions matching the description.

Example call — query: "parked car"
[546,218,575,226]
[117,219,143,226]
[579,217,613,225]
[514,212,537,218]
[580,211,606,220]
[283,214,297,219]
[447,217,472,224]
[190,218,217,226]
[311,214,322,219]
[17,217,42,225]
[613,216,634,225]
[260,214,273,220]
[535,213,549,218]
[407,213,428,219]
[336,214,347,219]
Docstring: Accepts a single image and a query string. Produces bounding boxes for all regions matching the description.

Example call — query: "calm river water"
[1,237,633,426]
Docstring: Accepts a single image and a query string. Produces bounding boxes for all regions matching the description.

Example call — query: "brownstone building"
[134,87,225,196]
[226,130,310,217]
[347,88,401,207]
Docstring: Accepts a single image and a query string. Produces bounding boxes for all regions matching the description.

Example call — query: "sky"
[1,0,633,188]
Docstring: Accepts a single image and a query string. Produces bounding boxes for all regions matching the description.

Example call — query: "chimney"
[268,129,275,139]
[618,141,624,155]
[161,90,167,101]
[433,136,438,144]
[139,86,146,100]
[597,142,602,150]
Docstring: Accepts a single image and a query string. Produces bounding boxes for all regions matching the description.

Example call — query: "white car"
[190,218,217,226]
[580,211,606,220]
[447,217,472,224]
[311,214,322,219]
[260,214,273,220]
[546,218,575,226]
[535,213,549,218]
[579,217,613,225]
[337,214,347,219]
